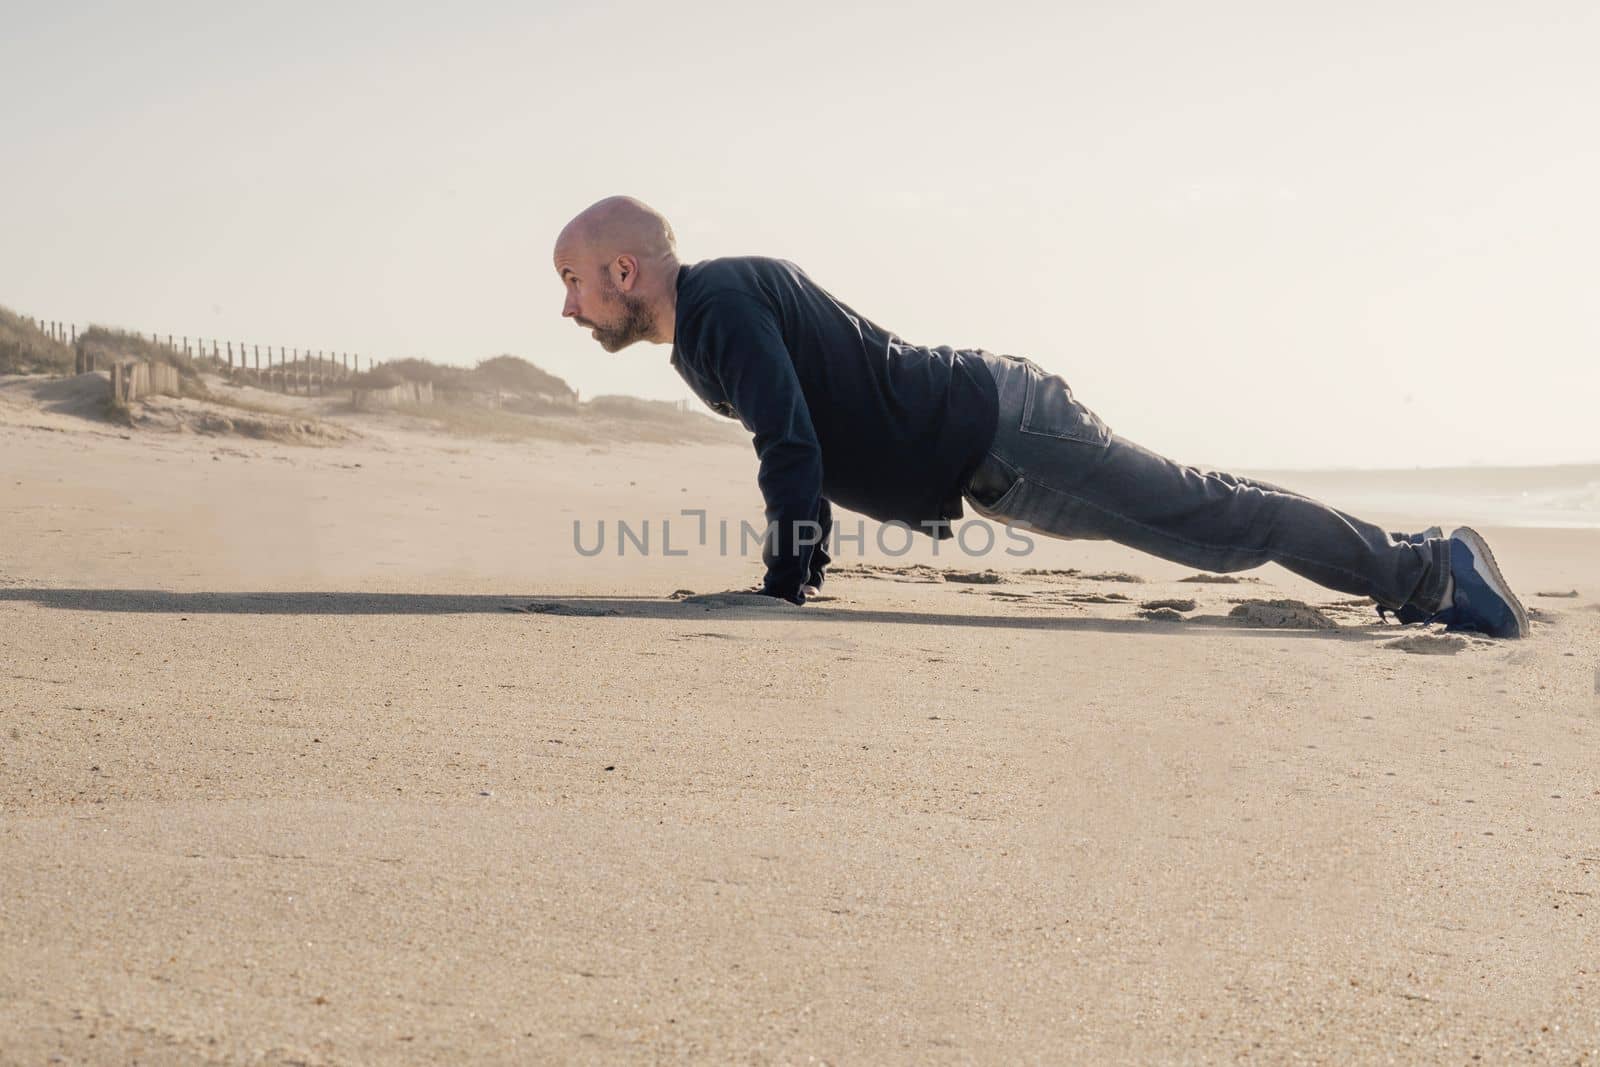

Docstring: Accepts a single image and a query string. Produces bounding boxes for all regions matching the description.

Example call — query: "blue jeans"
[962,352,1451,613]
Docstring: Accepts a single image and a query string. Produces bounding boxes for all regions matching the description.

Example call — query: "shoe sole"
[1450,526,1530,638]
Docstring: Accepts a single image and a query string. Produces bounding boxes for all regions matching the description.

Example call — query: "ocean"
[1237,464,1600,530]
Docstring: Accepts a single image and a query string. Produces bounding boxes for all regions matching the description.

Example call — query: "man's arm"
[694,291,824,603]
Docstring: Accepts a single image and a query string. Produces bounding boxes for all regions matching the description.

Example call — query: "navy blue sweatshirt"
[669,256,999,603]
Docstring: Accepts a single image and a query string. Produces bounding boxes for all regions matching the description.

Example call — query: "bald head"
[556,195,677,267]
[553,196,682,352]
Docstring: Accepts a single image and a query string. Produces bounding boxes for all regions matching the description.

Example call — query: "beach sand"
[3,377,1597,1063]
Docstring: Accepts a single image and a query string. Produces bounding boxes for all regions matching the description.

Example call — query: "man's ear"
[612,254,640,292]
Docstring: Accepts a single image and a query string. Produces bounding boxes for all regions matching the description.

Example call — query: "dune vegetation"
[0,306,73,374]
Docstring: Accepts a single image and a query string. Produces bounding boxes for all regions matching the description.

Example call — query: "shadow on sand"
[0,587,1392,642]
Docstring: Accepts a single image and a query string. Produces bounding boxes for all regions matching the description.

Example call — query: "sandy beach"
[3,375,1598,1064]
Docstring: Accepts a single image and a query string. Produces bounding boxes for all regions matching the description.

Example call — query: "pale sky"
[3,0,1596,469]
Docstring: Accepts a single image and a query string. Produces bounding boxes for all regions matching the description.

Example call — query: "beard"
[585,282,657,353]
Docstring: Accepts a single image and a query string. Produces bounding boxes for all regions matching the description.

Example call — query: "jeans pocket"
[1020,367,1111,445]
[963,450,1024,517]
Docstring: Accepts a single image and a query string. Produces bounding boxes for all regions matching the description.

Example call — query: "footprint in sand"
[1018,568,1082,580]
[830,563,1016,585]
[506,601,622,617]
[828,563,944,584]
[1139,598,1197,612]
[987,590,1086,610]
[1383,633,1469,655]
[1227,599,1337,630]
[942,569,1005,584]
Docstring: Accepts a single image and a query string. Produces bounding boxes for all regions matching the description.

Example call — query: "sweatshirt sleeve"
[692,291,824,603]
[808,497,833,589]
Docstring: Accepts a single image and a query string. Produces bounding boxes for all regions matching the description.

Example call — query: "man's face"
[555,245,656,353]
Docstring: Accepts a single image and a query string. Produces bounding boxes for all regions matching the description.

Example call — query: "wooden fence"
[23,316,380,396]
[350,381,435,411]
[109,361,182,405]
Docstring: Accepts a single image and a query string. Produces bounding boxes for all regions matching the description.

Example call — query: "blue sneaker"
[1431,527,1529,639]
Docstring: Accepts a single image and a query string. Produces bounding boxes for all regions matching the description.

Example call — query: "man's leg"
[963,353,1451,613]
[1215,471,1436,546]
